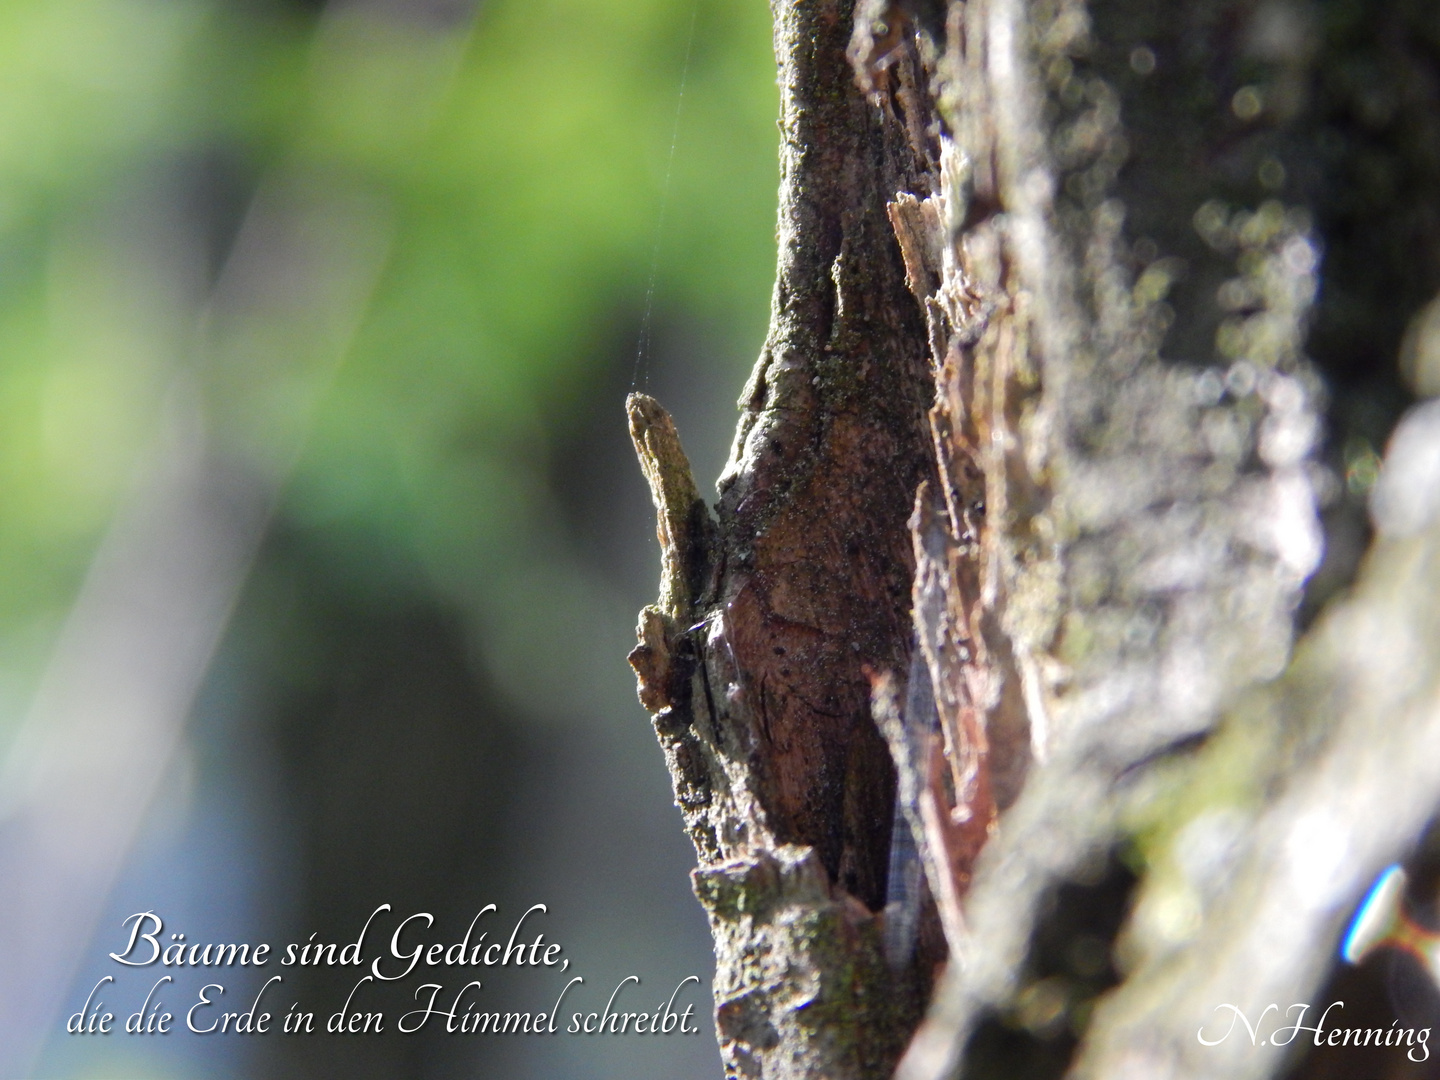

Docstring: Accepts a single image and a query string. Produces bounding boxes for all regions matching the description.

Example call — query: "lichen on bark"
[633,2,1440,1078]
[887,2,1440,1079]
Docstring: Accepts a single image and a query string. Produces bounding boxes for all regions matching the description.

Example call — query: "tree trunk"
[630,2,1440,1079]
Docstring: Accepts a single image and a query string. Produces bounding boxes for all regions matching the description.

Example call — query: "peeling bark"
[630,1,1440,1078]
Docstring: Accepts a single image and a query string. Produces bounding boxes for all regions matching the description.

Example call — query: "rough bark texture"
[888,2,1440,1079]
[628,2,946,1077]
[896,0,1327,1071]
[632,1,1440,1078]
[891,2,1440,1079]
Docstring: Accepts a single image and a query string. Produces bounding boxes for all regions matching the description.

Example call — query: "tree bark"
[631,1,1440,1078]
[628,2,944,1075]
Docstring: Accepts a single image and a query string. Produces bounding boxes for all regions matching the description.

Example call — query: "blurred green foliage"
[0,0,776,732]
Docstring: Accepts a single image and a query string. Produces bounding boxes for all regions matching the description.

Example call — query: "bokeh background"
[0,0,778,1076]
